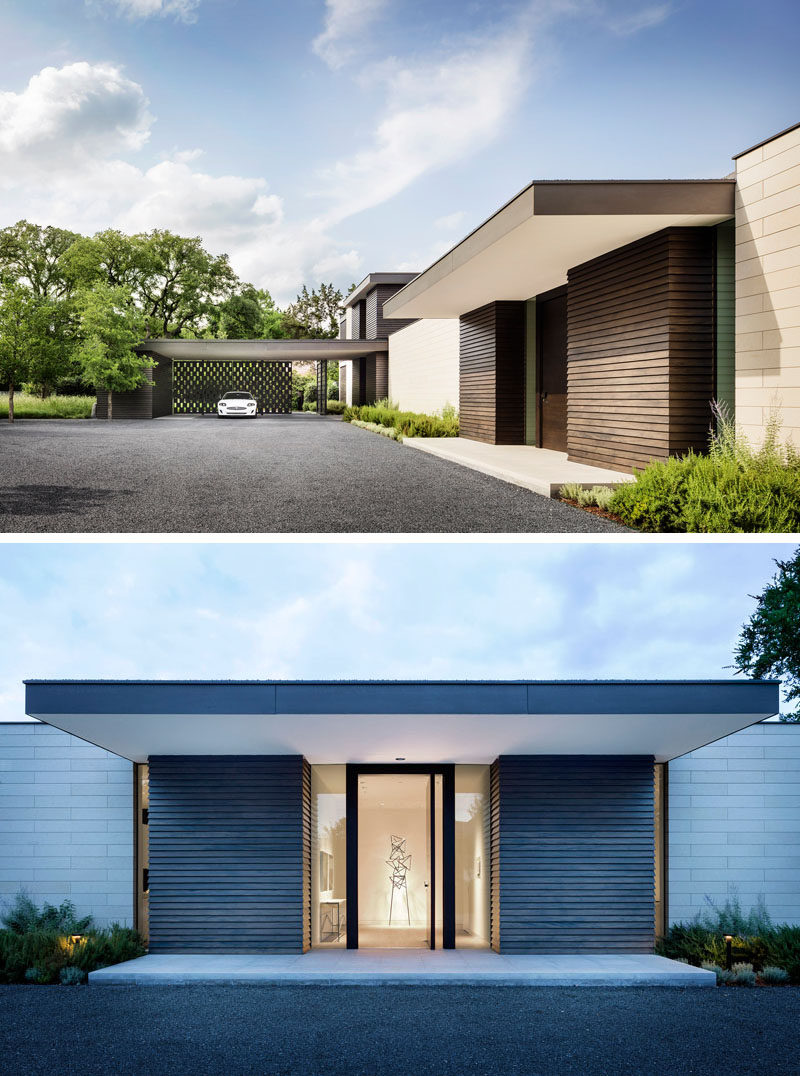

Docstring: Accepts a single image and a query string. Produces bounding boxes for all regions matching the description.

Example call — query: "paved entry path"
[0,415,627,533]
[1,983,797,1075]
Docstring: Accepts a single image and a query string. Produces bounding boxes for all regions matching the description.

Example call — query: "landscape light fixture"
[724,934,734,970]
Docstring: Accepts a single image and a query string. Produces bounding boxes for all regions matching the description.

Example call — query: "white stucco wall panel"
[669,723,800,926]
[0,723,134,929]
[388,319,459,415]
[735,127,800,447]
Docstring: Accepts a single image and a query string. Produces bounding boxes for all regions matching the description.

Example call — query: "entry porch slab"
[89,951,713,987]
[402,438,635,499]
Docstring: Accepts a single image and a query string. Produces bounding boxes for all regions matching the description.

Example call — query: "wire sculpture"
[387,834,412,926]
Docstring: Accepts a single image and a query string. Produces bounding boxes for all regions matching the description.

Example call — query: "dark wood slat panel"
[459,301,525,444]
[567,227,715,472]
[96,364,154,419]
[148,755,307,953]
[495,756,655,954]
[490,758,500,953]
[365,285,416,339]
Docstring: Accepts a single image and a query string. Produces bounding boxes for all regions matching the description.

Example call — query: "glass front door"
[357,773,434,948]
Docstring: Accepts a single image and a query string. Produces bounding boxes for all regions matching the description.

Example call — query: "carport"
[95,338,390,418]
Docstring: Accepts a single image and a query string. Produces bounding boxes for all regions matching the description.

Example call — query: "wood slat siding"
[567,227,715,472]
[95,366,154,419]
[365,285,416,339]
[459,301,525,444]
[148,755,308,953]
[302,757,311,953]
[490,758,500,953]
[375,354,388,401]
[364,355,376,404]
[494,756,655,953]
[350,359,362,406]
[351,300,367,341]
[151,355,173,417]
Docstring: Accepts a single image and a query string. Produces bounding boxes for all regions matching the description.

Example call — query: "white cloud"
[316,26,533,224]
[312,0,387,69]
[434,211,466,232]
[90,0,201,22]
[0,62,152,166]
[605,3,672,35]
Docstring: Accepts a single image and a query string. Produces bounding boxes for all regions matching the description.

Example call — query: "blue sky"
[0,541,794,722]
[1,0,797,303]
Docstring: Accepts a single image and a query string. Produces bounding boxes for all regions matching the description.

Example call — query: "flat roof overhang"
[382,180,735,320]
[342,272,419,310]
[24,679,778,765]
[136,339,389,361]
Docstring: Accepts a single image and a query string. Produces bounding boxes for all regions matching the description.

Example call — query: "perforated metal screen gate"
[172,360,292,415]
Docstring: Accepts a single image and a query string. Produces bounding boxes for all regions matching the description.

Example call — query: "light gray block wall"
[669,723,800,926]
[0,723,134,929]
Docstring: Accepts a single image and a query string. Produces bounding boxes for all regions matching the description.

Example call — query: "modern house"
[11,678,781,955]
[338,122,800,471]
[97,122,800,477]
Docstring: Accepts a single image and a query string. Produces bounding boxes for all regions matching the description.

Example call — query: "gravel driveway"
[0,984,797,1075]
[0,415,627,533]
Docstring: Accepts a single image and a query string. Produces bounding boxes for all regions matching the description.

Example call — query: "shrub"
[350,419,401,441]
[731,962,757,986]
[657,894,800,985]
[302,401,317,412]
[325,399,346,414]
[2,892,92,936]
[558,482,584,502]
[0,895,146,985]
[761,965,790,985]
[610,404,800,532]
[342,403,458,438]
[59,966,87,985]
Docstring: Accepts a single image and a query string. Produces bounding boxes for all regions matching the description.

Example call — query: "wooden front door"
[538,291,568,452]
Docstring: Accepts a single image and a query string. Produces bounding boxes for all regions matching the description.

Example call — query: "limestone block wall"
[735,124,800,448]
[669,723,800,926]
[388,318,459,415]
[0,723,134,929]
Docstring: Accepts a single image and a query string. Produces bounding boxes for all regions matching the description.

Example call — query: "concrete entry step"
[89,951,714,987]
[402,438,635,499]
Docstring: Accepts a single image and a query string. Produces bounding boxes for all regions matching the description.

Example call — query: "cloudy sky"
[1,0,797,303]
[1,540,794,722]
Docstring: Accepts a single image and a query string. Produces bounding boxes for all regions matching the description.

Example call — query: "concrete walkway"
[89,950,713,987]
[403,438,634,498]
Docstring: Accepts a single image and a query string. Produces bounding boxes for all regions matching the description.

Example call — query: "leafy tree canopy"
[0,284,37,420]
[0,220,81,300]
[76,284,151,418]
[734,548,800,722]
[286,282,344,338]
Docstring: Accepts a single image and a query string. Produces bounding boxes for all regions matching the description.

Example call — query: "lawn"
[0,393,94,419]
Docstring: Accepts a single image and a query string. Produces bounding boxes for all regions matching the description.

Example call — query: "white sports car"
[217,391,257,418]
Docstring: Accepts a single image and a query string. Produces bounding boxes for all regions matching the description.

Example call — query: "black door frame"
[345,763,455,949]
[535,284,568,450]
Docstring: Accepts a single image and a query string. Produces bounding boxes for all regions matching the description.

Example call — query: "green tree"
[61,229,148,292]
[207,284,288,340]
[76,284,150,421]
[137,230,238,337]
[26,298,79,397]
[734,548,800,722]
[0,220,80,300]
[286,283,344,338]
[0,285,35,422]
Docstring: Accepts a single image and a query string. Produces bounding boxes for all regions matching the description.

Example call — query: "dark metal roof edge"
[23,678,780,686]
[383,178,734,315]
[341,272,420,310]
[733,121,800,160]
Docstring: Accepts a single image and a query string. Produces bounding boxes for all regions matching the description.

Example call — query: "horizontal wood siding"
[490,758,500,953]
[459,301,525,444]
[375,353,388,400]
[364,355,377,404]
[351,300,367,341]
[302,757,311,953]
[148,755,307,953]
[150,354,173,417]
[567,227,715,471]
[95,366,153,419]
[365,285,416,338]
[495,756,655,953]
